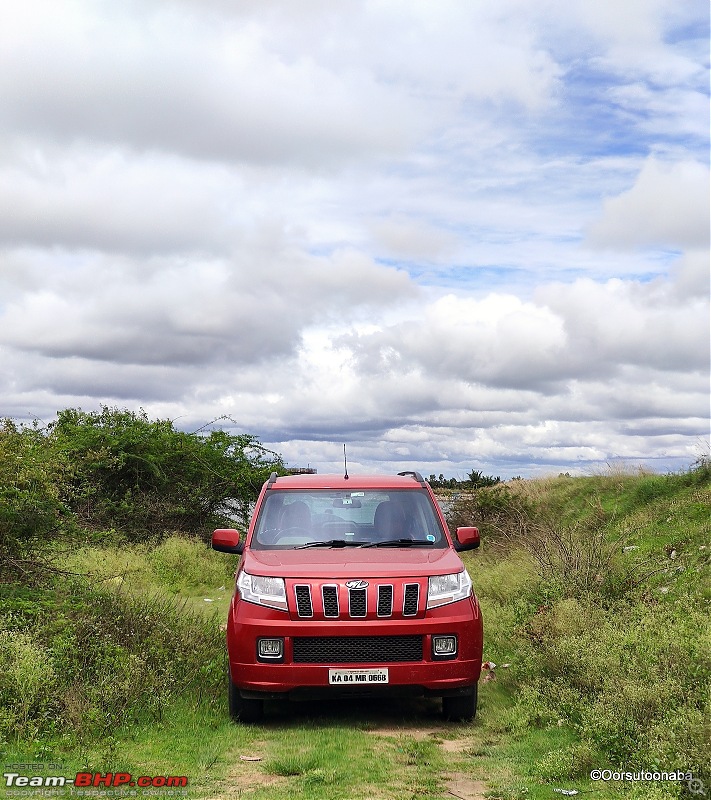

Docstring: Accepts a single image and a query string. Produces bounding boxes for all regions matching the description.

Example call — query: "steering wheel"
[260,526,311,544]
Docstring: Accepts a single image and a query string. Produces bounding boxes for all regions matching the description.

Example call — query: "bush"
[50,407,284,538]
[0,578,225,746]
[533,742,597,780]
[0,630,57,742]
[459,465,711,780]
[447,483,530,538]
[0,407,285,565]
[0,420,73,575]
[513,598,711,773]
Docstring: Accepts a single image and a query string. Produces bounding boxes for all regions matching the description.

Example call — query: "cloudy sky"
[1,0,709,478]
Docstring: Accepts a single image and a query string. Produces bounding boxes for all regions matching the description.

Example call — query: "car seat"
[373,500,406,541]
[279,500,311,533]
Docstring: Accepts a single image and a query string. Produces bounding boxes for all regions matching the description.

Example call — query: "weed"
[532,741,597,780]
[148,535,234,591]
[0,630,57,741]
[0,576,224,747]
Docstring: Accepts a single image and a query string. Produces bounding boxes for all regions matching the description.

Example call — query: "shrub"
[49,407,284,538]
[512,598,711,773]
[1,408,284,571]
[0,420,73,576]
[533,741,597,780]
[0,630,57,741]
[447,483,531,538]
[460,464,711,780]
[0,578,224,745]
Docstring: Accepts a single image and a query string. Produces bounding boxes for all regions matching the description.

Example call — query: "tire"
[442,684,477,722]
[228,668,264,723]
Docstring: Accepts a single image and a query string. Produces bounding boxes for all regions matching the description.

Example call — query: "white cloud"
[0,246,415,367]
[0,2,418,165]
[587,158,710,249]
[371,216,458,262]
[337,269,708,403]
[0,146,236,252]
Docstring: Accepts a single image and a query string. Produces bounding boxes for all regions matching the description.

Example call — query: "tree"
[465,470,501,489]
[427,471,501,490]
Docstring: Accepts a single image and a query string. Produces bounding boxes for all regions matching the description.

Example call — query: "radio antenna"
[343,443,349,480]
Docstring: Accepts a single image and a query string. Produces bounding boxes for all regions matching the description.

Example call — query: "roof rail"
[266,471,278,488]
[398,470,425,485]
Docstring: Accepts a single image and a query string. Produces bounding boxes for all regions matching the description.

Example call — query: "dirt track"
[204,697,488,800]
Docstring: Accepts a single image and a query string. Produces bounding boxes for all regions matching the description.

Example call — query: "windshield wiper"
[295,539,371,549]
[362,538,436,548]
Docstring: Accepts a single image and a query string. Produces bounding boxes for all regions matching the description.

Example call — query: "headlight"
[237,571,288,611]
[427,570,472,609]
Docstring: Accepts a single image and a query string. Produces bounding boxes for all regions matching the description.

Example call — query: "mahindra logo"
[345,579,369,590]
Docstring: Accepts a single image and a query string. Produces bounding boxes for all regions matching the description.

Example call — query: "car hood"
[242,546,465,579]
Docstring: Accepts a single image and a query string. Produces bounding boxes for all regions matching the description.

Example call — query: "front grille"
[291,581,423,619]
[322,585,339,617]
[403,584,419,616]
[377,585,393,617]
[295,585,313,617]
[292,635,423,664]
[349,587,367,617]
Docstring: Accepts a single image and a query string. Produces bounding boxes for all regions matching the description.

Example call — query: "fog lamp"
[432,635,457,660]
[257,637,284,661]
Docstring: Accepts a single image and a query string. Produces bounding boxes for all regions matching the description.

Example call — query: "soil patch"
[444,773,487,800]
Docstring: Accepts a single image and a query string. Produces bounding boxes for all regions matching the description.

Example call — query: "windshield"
[251,489,447,549]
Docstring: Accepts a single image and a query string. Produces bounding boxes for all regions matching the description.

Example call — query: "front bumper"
[226,595,483,698]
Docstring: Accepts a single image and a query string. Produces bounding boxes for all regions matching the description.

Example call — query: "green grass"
[62,534,236,618]
[1,697,470,799]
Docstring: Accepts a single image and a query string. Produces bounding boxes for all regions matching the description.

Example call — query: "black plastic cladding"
[397,470,426,485]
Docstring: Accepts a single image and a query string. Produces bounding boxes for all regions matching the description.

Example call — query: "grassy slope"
[456,465,711,799]
[1,467,709,799]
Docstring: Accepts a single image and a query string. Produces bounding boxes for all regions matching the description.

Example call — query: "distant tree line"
[427,470,501,490]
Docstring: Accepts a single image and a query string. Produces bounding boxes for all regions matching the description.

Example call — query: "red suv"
[211,471,483,722]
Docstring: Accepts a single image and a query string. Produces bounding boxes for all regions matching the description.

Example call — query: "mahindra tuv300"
[211,471,483,722]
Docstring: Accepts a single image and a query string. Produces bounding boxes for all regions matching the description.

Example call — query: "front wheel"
[228,668,264,723]
[442,685,477,722]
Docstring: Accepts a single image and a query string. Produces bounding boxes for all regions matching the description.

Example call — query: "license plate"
[328,668,389,685]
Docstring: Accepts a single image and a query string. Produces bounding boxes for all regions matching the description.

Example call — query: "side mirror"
[454,526,480,552]
[212,528,244,555]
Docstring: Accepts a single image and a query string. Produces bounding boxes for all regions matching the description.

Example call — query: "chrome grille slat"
[295,584,313,617]
[349,587,367,617]
[403,583,419,616]
[377,585,393,617]
[322,585,339,617]
[294,582,420,618]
